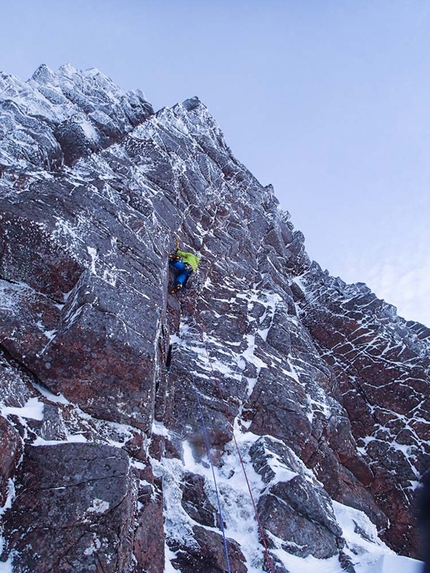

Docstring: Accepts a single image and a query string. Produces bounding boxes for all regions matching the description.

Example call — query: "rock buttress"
[0,67,428,571]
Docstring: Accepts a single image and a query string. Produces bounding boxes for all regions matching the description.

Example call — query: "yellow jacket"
[177,250,200,272]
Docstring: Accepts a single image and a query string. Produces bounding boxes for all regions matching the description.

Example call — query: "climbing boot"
[170,284,182,295]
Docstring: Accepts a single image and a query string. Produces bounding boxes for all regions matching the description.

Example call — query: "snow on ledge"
[1,397,44,420]
[32,434,87,446]
[333,501,424,573]
[376,555,424,573]
[374,554,423,573]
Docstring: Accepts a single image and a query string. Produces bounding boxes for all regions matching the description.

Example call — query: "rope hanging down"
[193,382,232,573]
[196,325,276,573]
[177,287,274,571]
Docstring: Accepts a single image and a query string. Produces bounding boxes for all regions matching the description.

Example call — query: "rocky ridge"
[0,65,428,572]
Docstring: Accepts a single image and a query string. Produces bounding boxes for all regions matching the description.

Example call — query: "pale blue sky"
[2,1,430,324]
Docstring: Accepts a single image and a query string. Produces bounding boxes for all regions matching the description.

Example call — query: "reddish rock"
[243,370,312,457]
[298,265,430,555]
[0,209,83,300]
[181,472,218,527]
[250,437,346,559]
[0,349,36,407]
[1,443,159,573]
[258,482,341,559]
[133,474,165,573]
[171,525,247,573]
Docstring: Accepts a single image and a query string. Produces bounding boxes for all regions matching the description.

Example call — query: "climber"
[169,247,200,294]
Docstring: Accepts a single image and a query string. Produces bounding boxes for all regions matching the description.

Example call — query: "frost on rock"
[0,63,153,174]
[0,65,428,572]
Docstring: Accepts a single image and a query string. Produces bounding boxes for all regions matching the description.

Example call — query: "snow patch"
[87,246,98,275]
[2,397,44,420]
[0,479,15,518]
[164,543,180,573]
[152,455,196,549]
[33,383,70,405]
[32,433,87,446]
[78,118,99,142]
[265,453,298,484]
[152,420,170,437]
[0,557,13,573]
[84,535,101,556]
[86,498,110,514]
[272,550,344,573]
[375,554,423,573]
[333,501,423,573]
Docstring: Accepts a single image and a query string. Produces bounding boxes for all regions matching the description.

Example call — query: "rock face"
[0,65,429,572]
[2,444,148,573]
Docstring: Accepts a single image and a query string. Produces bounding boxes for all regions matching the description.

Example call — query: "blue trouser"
[169,260,192,287]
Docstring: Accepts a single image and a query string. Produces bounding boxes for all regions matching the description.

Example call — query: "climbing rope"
[195,324,276,573]
[193,382,232,573]
[173,258,275,572]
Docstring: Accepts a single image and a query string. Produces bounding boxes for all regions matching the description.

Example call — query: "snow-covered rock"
[0,65,428,572]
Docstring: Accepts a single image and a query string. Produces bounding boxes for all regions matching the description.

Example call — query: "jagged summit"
[0,63,153,170]
[0,66,428,573]
[31,63,57,84]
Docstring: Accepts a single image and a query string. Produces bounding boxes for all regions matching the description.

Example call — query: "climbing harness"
[193,381,232,573]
